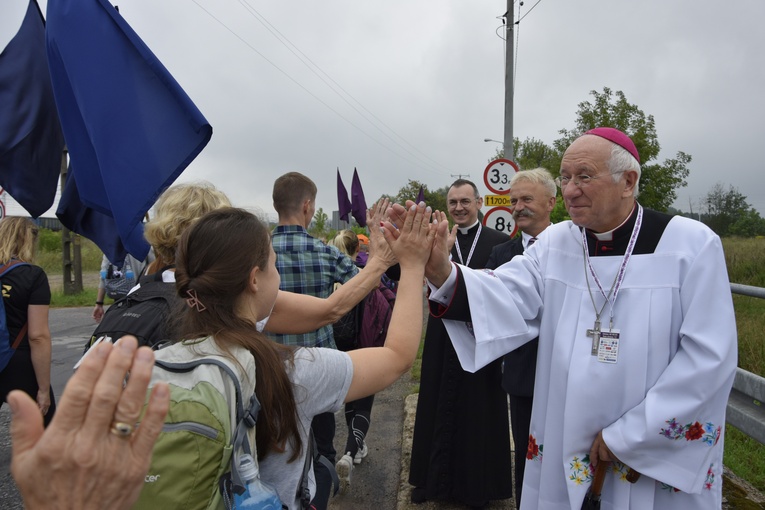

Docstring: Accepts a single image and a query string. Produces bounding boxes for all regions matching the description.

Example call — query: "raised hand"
[9,336,169,510]
[382,201,435,269]
[367,197,396,267]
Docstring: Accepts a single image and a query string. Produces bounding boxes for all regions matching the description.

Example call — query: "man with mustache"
[485,167,556,505]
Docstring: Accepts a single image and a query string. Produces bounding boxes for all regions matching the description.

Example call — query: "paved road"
[1,306,94,509]
[0,306,412,509]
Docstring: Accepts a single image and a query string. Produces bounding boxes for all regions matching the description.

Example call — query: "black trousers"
[343,394,375,457]
[309,411,336,510]
[509,394,533,505]
[0,349,56,427]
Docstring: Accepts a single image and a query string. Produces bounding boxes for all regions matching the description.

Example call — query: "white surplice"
[430,216,737,509]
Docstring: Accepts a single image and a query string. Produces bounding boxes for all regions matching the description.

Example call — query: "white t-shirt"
[258,347,353,509]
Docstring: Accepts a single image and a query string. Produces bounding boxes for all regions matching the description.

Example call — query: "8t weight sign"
[482,207,517,237]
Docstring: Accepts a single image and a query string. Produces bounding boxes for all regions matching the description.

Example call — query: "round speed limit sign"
[483,158,519,194]
[482,206,517,237]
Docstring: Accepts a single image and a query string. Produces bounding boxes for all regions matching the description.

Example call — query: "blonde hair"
[328,229,359,257]
[0,217,38,264]
[143,182,231,265]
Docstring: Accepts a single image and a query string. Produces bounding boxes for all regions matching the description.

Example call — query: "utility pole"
[451,174,471,180]
[504,0,515,161]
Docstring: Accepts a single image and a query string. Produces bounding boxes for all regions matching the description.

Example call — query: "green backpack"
[133,337,265,510]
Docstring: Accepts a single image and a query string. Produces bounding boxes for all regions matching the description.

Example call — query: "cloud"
[2,0,763,217]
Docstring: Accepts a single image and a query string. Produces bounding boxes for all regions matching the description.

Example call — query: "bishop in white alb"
[429,209,737,509]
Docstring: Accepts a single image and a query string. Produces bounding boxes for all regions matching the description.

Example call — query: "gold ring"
[110,421,134,438]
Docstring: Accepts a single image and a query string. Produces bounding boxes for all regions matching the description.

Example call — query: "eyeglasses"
[555,171,624,189]
[447,198,477,208]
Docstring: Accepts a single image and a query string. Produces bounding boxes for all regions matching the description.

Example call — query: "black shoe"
[410,487,427,504]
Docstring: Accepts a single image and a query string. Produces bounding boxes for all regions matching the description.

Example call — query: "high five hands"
[386,200,454,286]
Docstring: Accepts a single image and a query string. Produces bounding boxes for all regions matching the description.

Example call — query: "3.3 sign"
[483,158,519,194]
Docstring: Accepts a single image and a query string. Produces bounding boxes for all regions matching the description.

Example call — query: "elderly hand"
[9,336,169,510]
[382,201,435,269]
[433,209,457,253]
[367,197,397,267]
[387,201,452,286]
[589,430,620,469]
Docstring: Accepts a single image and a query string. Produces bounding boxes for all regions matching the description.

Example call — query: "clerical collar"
[455,221,482,266]
[456,220,480,236]
[588,203,637,241]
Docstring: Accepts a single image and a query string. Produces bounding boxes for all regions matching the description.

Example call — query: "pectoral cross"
[586,320,601,356]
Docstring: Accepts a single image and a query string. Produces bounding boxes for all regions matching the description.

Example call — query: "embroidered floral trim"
[527,434,543,462]
[660,418,721,446]
[658,463,716,493]
[659,482,682,493]
[611,461,631,482]
[704,464,716,490]
[568,455,592,485]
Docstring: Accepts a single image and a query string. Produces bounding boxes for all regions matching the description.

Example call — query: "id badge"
[597,329,620,364]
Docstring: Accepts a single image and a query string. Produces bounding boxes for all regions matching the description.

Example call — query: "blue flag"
[0,0,65,218]
[417,185,425,204]
[351,168,367,227]
[46,0,212,263]
[337,168,351,223]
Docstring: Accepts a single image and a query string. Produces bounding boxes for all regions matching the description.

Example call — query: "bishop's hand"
[385,201,451,287]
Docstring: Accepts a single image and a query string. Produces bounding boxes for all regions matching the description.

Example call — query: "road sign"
[483,158,519,194]
[484,194,512,207]
[482,206,517,236]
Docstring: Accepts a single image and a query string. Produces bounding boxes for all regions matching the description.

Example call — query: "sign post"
[481,158,519,237]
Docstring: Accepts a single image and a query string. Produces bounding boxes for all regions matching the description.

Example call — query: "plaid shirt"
[269,225,358,348]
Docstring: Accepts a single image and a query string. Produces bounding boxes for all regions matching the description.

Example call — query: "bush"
[35,228,103,274]
[36,228,61,253]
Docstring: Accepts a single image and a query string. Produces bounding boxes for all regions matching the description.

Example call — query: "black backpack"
[87,267,181,350]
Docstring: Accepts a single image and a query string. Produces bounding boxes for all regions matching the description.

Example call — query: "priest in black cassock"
[408,178,513,507]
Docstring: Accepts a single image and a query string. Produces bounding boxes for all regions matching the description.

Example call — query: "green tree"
[392,180,448,215]
[488,137,560,173]
[729,208,765,237]
[703,183,755,236]
[311,207,328,239]
[488,138,569,225]
[555,87,690,212]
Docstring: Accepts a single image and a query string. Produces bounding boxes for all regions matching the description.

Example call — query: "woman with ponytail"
[173,203,436,509]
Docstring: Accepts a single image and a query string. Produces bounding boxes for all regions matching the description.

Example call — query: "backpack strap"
[298,430,314,508]
[1,261,31,348]
[296,428,338,508]
[138,264,175,285]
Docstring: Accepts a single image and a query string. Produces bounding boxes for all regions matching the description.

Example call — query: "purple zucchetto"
[585,127,640,164]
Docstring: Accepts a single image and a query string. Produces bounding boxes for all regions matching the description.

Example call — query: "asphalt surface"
[2,306,764,509]
[1,306,93,509]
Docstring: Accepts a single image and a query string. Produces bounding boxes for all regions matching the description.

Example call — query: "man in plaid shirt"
[270,171,358,509]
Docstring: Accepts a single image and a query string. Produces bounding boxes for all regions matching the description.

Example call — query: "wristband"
[96,301,104,306]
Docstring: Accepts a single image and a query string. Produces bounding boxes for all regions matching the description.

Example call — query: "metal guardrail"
[727,283,765,445]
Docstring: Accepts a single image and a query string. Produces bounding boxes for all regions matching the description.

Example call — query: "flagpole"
[59,148,83,295]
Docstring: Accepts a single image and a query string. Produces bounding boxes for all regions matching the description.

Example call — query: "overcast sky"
[2,0,764,221]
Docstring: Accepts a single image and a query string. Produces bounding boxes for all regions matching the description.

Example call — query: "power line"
[236,0,454,175]
[189,0,453,177]
[516,0,543,24]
